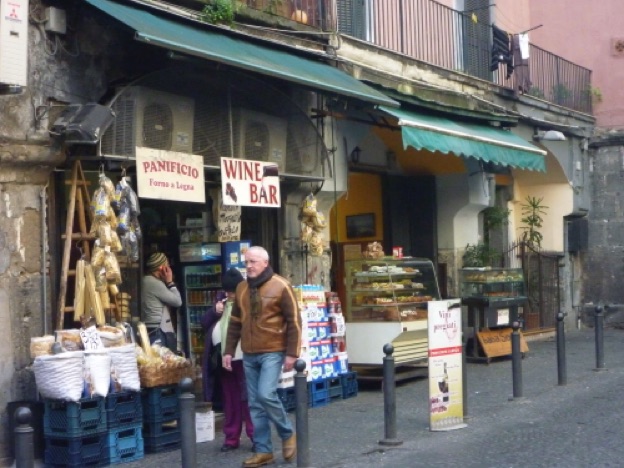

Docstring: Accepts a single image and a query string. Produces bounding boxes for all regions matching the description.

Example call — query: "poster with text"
[428,299,467,431]
[220,157,281,208]
[136,147,205,203]
[210,188,242,242]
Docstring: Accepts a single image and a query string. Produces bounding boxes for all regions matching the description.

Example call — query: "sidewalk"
[124,327,624,467]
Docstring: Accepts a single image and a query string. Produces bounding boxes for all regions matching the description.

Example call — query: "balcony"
[240,0,592,114]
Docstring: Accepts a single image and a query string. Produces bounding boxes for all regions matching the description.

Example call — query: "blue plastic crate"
[106,391,143,428]
[326,377,343,402]
[106,423,144,464]
[143,425,181,454]
[44,432,107,467]
[340,371,358,399]
[143,419,181,438]
[308,379,330,408]
[44,397,107,438]
[141,386,180,423]
[277,387,296,412]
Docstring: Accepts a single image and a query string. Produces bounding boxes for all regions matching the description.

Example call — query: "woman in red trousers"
[215,268,254,452]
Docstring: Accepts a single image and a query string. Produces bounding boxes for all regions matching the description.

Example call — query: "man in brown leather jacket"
[223,246,301,468]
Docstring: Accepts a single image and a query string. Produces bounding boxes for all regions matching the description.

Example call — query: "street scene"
[123,327,624,467]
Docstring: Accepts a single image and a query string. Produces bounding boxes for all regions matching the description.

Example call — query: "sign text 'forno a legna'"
[136,147,206,203]
[220,157,281,208]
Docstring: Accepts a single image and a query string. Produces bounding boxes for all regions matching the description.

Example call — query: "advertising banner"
[136,147,205,203]
[220,157,281,208]
[428,299,467,431]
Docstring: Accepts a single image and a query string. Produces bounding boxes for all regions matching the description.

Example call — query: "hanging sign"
[220,157,281,208]
[210,188,241,242]
[428,299,467,431]
[136,147,205,203]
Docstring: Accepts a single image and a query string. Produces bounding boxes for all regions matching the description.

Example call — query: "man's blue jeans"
[243,352,294,454]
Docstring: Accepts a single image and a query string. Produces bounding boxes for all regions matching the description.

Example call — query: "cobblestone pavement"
[123,327,624,467]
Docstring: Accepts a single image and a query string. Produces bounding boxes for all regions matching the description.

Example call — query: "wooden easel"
[56,160,94,331]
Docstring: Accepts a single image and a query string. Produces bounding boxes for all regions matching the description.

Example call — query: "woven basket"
[139,362,193,387]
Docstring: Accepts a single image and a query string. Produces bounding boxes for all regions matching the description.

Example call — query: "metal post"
[510,322,523,400]
[379,344,402,446]
[14,407,33,468]
[462,331,469,420]
[179,377,197,468]
[294,359,310,468]
[556,312,567,385]
[594,305,607,371]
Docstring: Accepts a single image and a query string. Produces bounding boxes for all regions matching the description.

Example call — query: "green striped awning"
[380,106,546,171]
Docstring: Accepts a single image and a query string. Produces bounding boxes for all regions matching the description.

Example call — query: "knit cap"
[146,252,168,271]
[222,268,244,292]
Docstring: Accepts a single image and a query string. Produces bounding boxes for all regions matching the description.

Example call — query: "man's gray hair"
[247,246,270,261]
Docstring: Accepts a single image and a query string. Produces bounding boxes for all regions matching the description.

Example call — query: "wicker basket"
[139,362,193,388]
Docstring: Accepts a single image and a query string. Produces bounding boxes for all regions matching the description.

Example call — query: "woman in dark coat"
[201,290,226,409]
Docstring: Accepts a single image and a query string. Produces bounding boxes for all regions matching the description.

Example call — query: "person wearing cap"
[141,252,182,351]
[223,246,301,468]
[202,267,254,452]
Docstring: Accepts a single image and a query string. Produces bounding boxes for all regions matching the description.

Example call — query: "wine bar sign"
[428,299,467,431]
[220,157,281,208]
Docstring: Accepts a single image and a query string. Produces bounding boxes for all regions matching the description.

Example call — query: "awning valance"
[85,0,399,108]
[380,106,547,172]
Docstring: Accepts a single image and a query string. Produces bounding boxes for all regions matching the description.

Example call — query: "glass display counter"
[460,268,528,361]
[344,257,441,366]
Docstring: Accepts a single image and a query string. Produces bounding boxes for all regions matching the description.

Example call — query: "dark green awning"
[380,106,547,172]
[85,0,398,108]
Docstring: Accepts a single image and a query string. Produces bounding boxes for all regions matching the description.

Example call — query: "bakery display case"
[460,267,528,361]
[344,258,441,366]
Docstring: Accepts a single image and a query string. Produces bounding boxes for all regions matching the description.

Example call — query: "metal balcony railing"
[242,0,592,114]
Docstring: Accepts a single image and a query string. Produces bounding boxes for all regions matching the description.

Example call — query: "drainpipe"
[41,184,48,335]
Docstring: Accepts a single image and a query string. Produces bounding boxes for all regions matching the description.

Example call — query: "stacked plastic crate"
[141,385,181,453]
[276,286,358,412]
[105,390,144,464]
[43,396,109,467]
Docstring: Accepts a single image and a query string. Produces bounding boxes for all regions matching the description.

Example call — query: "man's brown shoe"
[282,434,296,462]
[242,453,274,467]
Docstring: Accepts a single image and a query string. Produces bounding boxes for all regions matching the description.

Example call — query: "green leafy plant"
[520,196,548,247]
[589,86,603,103]
[552,84,571,104]
[483,205,510,246]
[200,0,235,25]
[264,0,283,15]
[462,243,500,268]
[527,86,545,99]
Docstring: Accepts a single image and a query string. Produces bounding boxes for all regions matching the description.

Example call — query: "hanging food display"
[300,193,326,256]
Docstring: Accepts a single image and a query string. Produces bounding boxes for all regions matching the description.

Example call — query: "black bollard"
[594,305,607,371]
[556,312,567,385]
[14,407,33,468]
[510,322,523,400]
[294,359,310,468]
[379,344,402,446]
[462,331,469,420]
[179,377,197,468]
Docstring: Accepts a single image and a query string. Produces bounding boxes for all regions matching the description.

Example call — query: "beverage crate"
[141,385,180,423]
[106,423,144,464]
[326,376,343,402]
[106,391,143,428]
[340,371,358,399]
[44,396,107,438]
[44,432,108,467]
[143,423,181,454]
[277,387,296,413]
[308,379,330,408]
[143,419,181,438]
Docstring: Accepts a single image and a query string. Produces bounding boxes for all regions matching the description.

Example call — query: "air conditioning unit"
[101,86,194,157]
[234,109,287,174]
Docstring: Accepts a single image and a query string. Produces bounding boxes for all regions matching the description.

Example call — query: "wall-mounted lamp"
[350,146,361,163]
[533,129,567,141]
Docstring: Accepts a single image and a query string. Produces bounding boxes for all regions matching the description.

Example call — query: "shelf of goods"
[344,257,441,366]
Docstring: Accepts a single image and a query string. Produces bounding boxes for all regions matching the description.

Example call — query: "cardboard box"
[196,410,215,443]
